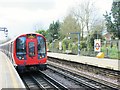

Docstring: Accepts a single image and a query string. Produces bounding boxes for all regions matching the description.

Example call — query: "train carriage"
[0,33,47,72]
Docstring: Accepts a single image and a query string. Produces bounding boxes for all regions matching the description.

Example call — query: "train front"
[14,33,47,72]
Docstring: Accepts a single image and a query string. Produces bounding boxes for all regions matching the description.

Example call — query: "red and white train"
[0,33,47,72]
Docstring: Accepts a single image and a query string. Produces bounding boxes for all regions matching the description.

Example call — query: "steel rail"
[20,74,40,90]
[47,64,119,90]
[47,65,100,90]
[30,72,61,90]
[38,70,69,90]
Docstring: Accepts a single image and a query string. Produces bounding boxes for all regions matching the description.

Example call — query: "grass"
[101,45,118,59]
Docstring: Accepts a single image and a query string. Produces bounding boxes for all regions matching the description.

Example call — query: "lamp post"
[4,29,8,37]
[69,32,80,56]
[0,27,8,37]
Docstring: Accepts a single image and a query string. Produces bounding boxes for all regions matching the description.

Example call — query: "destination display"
[27,34,36,39]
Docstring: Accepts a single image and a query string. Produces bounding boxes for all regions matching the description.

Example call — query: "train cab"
[13,33,47,72]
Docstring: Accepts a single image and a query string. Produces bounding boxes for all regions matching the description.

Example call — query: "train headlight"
[42,55,44,58]
[38,55,44,59]
[17,55,26,60]
[38,55,41,59]
[18,56,22,60]
[38,53,46,59]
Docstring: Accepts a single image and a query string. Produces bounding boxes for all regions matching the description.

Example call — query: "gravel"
[43,70,87,89]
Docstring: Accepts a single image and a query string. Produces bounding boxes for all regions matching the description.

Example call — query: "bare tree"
[70,0,99,40]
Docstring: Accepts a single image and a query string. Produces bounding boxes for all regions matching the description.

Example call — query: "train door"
[26,39,38,65]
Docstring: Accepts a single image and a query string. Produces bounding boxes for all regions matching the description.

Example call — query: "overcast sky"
[0,0,113,40]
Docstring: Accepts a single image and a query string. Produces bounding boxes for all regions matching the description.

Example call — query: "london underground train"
[0,33,47,72]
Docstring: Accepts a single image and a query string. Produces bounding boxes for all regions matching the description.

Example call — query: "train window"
[37,36,46,59]
[16,37,26,60]
[28,42,35,57]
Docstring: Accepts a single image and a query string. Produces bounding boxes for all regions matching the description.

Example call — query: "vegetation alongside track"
[35,0,120,60]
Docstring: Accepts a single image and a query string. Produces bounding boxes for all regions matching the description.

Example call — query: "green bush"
[62,39,72,52]
[80,41,87,49]
[109,46,118,59]
[48,43,52,51]
[68,43,72,50]
[62,43,66,52]
[101,45,118,59]
[72,43,78,54]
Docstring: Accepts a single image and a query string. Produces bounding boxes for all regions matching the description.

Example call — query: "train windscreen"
[37,36,46,59]
[16,36,26,60]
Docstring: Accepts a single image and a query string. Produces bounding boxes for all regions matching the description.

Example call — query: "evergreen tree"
[48,20,60,42]
[112,0,120,39]
[104,0,120,39]
[36,30,47,38]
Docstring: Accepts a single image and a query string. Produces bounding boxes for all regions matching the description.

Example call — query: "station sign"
[94,39,101,52]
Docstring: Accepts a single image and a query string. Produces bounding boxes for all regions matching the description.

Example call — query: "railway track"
[19,56,119,90]
[19,66,119,90]
[46,64,118,90]
[48,57,120,87]
[47,56,120,79]
[19,71,68,90]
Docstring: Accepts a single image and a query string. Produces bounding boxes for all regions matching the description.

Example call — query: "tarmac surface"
[48,52,120,71]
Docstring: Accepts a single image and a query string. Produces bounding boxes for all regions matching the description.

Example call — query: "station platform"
[0,51,25,89]
[47,52,120,71]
